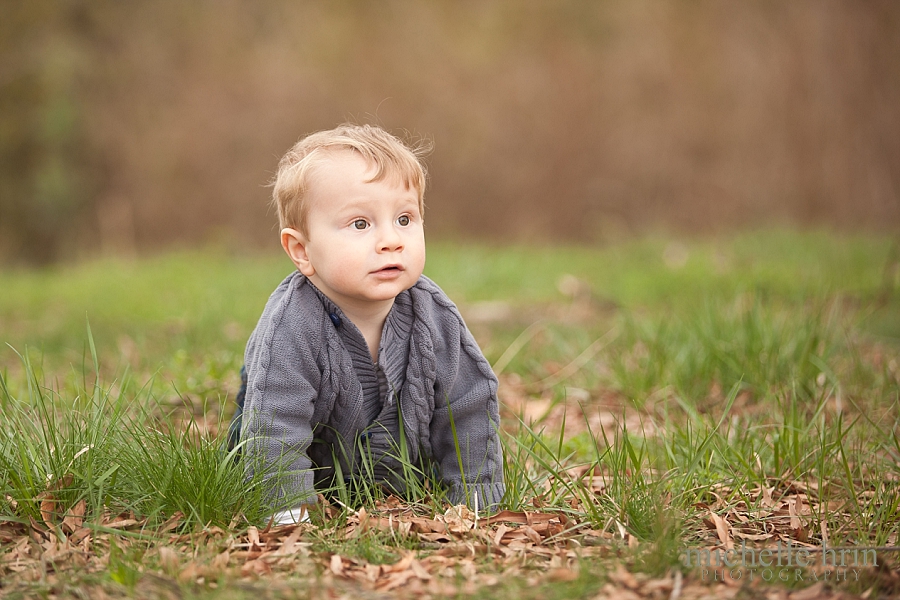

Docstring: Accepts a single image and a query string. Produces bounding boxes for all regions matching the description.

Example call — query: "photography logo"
[681,540,877,583]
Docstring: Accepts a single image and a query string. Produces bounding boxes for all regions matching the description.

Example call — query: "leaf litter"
[2,483,890,599]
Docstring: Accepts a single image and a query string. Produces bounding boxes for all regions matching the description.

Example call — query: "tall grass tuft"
[0,343,269,531]
[610,295,840,406]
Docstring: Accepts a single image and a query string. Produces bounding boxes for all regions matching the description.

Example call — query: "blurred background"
[2,0,898,265]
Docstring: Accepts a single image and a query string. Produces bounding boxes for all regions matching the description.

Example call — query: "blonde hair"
[272,124,429,235]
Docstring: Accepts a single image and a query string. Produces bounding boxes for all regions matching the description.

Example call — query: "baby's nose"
[378,226,404,251]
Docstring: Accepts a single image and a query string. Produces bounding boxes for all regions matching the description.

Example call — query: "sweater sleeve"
[429,305,505,511]
[241,279,321,510]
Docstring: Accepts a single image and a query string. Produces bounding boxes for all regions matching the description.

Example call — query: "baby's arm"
[430,324,505,511]
[242,313,321,514]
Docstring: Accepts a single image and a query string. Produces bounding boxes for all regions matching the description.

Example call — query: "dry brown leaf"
[789,582,826,600]
[384,552,416,574]
[330,554,344,576]
[39,498,57,529]
[39,538,62,562]
[503,530,527,542]
[154,512,183,535]
[522,525,542,546]
[583,528,610,539]
[410,517,448,534]
[444,505,475,533]
[0,523,24,545]
[247,526,260,548]
[212,549,230,570]
[61,499,86,534]
[609,563,639,589]
[157,546,179,572]
[494,524,510,546]
[29,518,49,544]
[376,569,418,592]
[788,497,802,530]
[641,577,674,594]
[104,518,140,530]
[70,527,91,546]
[709,511,733,550]
[410,558,432,581]
[483,510,557,526]
[548,567,578,582]
[240,558,272,577]
[37,474,75,529]
[272,525,305,556]
[356,562,376,582]
[177,561,204,584]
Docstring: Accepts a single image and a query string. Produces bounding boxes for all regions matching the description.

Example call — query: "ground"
[1,231,899,598]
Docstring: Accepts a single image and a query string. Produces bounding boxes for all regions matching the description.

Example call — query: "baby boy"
[232,124,504,523]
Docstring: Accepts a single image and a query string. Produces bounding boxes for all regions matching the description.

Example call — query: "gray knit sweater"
[241,272,505,511]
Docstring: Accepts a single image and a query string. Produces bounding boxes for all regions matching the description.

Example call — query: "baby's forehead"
[308,149,420,194]
[310,148,376,176]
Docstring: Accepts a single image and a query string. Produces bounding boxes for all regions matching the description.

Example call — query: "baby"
[231,124,504,523]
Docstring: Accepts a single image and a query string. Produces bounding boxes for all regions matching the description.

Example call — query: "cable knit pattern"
[240,272,505,512]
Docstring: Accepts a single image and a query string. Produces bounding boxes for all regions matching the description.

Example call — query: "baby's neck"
[336,299,394,362]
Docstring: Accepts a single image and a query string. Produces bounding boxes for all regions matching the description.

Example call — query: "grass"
[1,230,899,598]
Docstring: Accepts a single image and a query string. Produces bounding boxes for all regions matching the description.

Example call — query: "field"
[1,231,899,599]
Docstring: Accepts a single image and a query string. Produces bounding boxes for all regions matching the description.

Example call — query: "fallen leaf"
[240,558,272,577]
[272,525,305,556]
[483,510,557,526]
[39,497,57,529]
[104,519,140,530]
[364,563,381,582]
[789,582,826,600]
[69,527,91,545]
[609,563,639,589]
[410,558,432,581]
[709,511,733,550]
[788,497,802,530]
[383,552,416,573]
[177,561,204,584]
[410,518,448,534]
[733,531,772,542]
[158,512,184,534]
[37,475,75,528]
[548,568,578,582]
[330,554,344,576]
[494,524,510,546]
[247,526,260,548]
[158,546,179,572]
[522,526,542,546]
[212,549,230,570]
[62,499,86,533]
[376,569,417,592]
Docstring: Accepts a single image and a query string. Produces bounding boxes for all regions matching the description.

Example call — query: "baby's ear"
[281,228,315,276]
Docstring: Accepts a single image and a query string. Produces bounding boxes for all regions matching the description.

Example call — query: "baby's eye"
[397,215,410,226]
[352,219,368,230]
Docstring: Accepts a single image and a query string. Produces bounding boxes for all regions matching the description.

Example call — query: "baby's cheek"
[341,258,370,282]
[414,246,427,273]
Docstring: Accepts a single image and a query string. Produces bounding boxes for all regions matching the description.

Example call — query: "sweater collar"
[304,274,415,372]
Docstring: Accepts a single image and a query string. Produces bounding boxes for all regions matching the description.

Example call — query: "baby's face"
[297,151,426,313]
